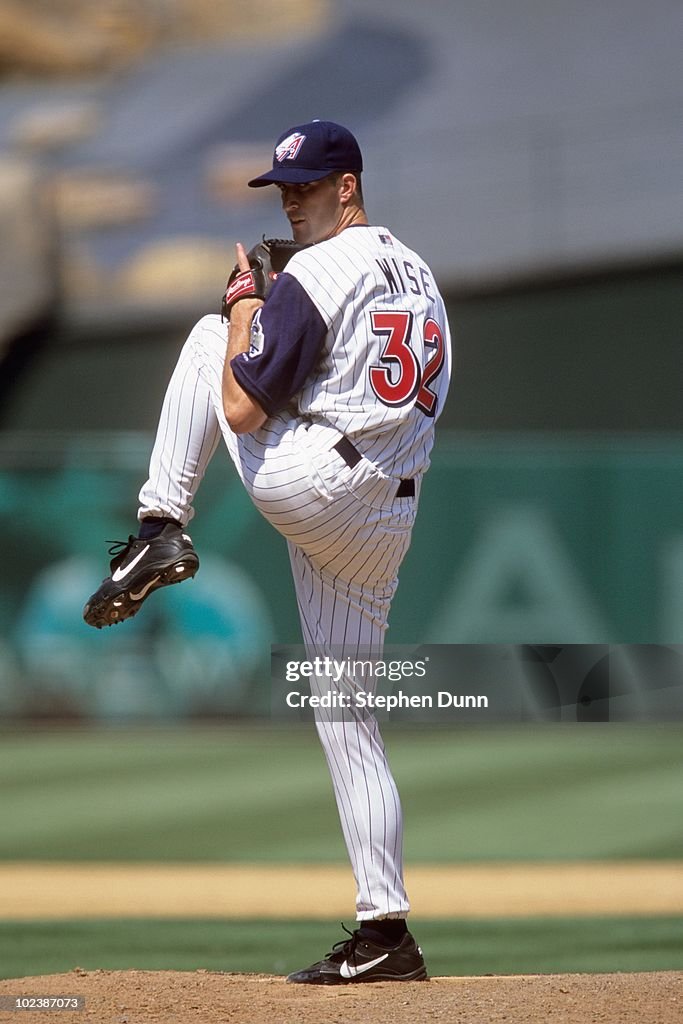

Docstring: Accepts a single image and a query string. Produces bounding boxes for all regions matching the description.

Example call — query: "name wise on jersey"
[375,256,436,301]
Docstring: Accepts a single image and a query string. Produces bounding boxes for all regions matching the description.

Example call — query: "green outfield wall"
[0,432,682,719]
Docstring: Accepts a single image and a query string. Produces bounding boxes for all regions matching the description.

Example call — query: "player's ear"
[338,172,359,205]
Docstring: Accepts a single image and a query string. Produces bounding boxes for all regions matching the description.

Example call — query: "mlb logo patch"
[275,132,306,163]
[379,233,393,245]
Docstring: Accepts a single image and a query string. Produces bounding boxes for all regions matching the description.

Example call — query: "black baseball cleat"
[286,927,428,985]
[83,523,199,628]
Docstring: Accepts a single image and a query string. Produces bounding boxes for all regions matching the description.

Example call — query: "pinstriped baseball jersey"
[233,226,451,482]
[287,226,451,478]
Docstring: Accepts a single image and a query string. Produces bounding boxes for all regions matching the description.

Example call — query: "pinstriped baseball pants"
[139,314,417,920]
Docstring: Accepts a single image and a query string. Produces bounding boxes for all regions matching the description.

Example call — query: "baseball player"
[84,120,452,984]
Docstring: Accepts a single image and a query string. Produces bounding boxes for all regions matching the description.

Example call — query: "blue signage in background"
[0,435,278,720]
[1,432,682,720]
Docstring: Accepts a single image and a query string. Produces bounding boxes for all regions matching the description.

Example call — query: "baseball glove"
[221,237,306,319]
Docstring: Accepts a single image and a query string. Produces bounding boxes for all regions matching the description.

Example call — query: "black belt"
[333,437,415,498]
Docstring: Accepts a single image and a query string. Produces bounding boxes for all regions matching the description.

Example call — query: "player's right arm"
[227,268,328,427]
[223,305,269,434]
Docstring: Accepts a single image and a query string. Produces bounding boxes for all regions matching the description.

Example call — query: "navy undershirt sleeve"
[230,273,327,417]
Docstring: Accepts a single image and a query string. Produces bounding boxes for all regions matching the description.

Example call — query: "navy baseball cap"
[248,120,363,187]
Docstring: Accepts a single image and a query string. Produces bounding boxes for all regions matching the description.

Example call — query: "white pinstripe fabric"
[138,220,450,922]
[285,226,452,479]
[289,543,410,918]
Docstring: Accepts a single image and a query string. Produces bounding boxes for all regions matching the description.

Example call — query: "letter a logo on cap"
[275,132,306,163]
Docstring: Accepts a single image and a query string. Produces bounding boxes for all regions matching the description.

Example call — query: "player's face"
[277,176,345,245]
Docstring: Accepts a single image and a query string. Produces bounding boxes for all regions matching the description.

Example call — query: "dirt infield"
[3,861,683,919]
[0,969,681,1024]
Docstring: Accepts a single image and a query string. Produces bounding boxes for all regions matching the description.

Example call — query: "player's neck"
[325,204,369,240]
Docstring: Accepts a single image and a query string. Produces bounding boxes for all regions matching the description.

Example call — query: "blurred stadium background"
[0,0,682,980]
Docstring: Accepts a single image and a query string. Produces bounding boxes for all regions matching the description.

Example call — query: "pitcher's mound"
[1,969,680,1023]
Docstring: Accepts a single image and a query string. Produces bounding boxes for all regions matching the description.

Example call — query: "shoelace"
[329,923,360,961]
[106,537,136,559]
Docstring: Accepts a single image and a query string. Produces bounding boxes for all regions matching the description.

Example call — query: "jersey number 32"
[368,310,446,417]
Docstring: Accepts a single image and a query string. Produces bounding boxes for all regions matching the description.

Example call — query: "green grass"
[1,917,682,981]
[1,723,682,862]
[2,725,682,981]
